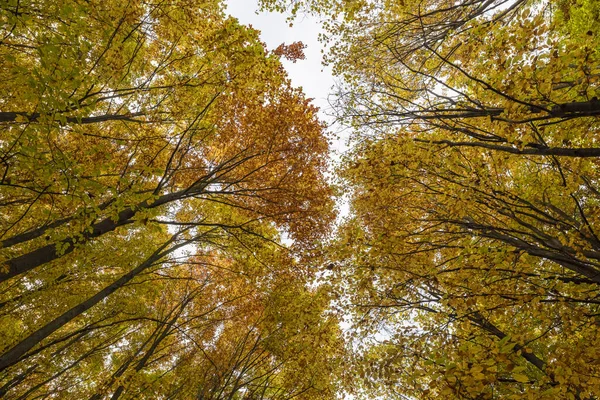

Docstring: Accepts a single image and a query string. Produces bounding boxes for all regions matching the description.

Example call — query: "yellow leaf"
[513,373,529,383]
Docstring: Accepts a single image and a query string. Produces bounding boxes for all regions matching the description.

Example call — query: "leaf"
[513,374,530,383]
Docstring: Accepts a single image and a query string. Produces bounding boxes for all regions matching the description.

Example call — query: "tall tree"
[0,0,342,398]
[262,0,600,398]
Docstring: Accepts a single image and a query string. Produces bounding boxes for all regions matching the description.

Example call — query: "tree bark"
[0,112,146,124]
[415,139,600,157]
[0,189,189,283]
[0,235,187,372]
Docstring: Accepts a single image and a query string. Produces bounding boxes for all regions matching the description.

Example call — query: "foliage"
[0,0,343,398]
[262,0,600,398]
[5,0,600,398]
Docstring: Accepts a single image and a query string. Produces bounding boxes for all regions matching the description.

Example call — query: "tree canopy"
[260,0,600,398]
[0,0,343,398]
[2,0,600,399]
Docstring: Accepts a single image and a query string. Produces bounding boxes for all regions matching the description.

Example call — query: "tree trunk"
[0,235,186,372]
[0,189,187,283]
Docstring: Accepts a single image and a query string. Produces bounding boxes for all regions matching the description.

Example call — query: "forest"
[0,0,599,399]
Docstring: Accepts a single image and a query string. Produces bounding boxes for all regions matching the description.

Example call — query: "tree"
[263,0,600,148]
[0,0,342,398]
[262,0,600,398]
[334,137,600,398]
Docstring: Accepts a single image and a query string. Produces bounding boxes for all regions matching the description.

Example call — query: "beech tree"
[263,0,600,398]
[0,0,343,398]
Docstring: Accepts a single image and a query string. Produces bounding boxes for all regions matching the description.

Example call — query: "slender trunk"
[461,221,600,285]
[551,99,600,117]
[0,152,252,283]
[0,365,37,397]
[0,189,187,283]
[468,311,547,373]
[109,297,192,400]
[2,198,116,249]
[15,336,118,400]
[415,138,600,157]
[0,112,146,124]
[0,235,186,372]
